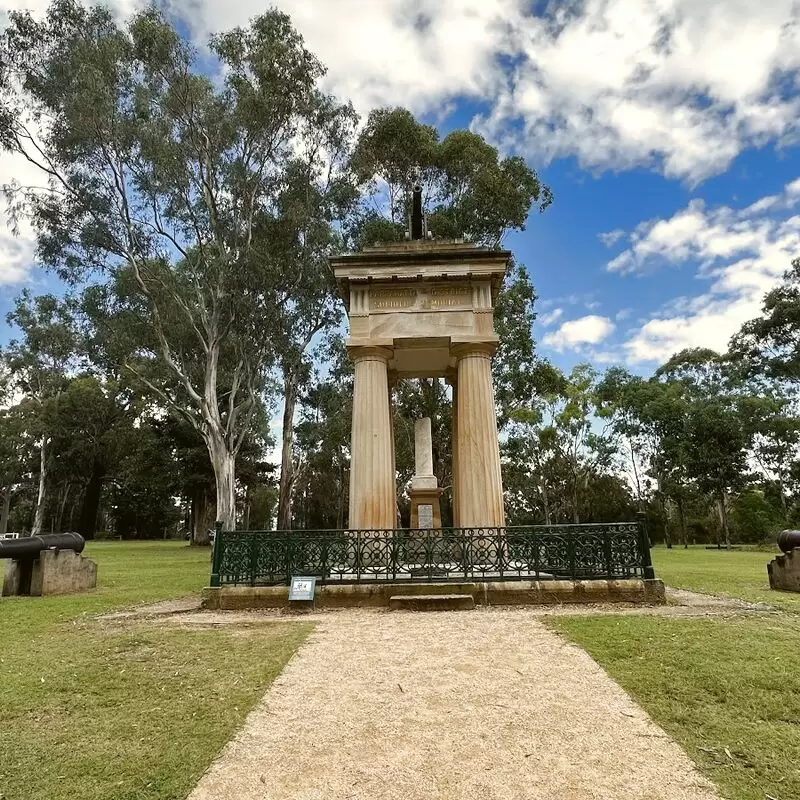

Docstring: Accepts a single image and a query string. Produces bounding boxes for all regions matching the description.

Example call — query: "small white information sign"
[289,576,317,601]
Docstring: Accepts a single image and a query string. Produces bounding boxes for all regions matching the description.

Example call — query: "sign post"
[288,576,317,608]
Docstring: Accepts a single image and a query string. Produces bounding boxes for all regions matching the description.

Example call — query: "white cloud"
[613,177,800,362]
[538,307,563,327]
[205,1,800,184]
[177,0,522,118]
[608,178,800,277]
[599,229,625,247]
[5,2,800,187]
[473,1,800,183]
[0,152,42,286]
[543,315,615,352]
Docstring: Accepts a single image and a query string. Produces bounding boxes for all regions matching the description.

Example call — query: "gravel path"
[188,608,719,800]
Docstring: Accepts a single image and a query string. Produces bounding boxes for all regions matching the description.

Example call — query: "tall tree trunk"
[571,472,580,524]
[31,438,48,537]
[243,486,251,532]
[336,457,346,530]
[277,372,298,531]
[56,483,71,533]
[207,435,236,530]
[540,477,552,526]
[78,462,104,540]
[629,435,643,510]
[777,474,789,524]
[0,488,11,534]
[718,492,731,549]
[190,486,214,546]
[677,495,688,549]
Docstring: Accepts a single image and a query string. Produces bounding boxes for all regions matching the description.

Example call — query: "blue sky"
[2,0,800,377]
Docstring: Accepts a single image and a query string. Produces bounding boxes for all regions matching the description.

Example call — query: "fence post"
[637,512,656,579]
[602,528,614,579]
[210,521,223,587]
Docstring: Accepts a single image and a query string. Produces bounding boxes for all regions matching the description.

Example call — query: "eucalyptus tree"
[271,135,358,530]
[0,2,355,528]
[3,293,80,535]
[349,107,552,247]
[655,349,756,547]
[731,257,800,384]
[0,406,32,534]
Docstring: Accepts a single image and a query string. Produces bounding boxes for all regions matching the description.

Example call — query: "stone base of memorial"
[409,488,443,530]
[202,578,666,610]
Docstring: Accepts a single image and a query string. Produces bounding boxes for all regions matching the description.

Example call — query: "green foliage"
[0,2,354,528]
[349,106,552,247]
[731,257,800,383]
[504,362,624,525]
[730,489,784,544]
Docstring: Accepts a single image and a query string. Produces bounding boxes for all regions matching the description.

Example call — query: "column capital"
[348,345,394,364]
[451,341,497,360]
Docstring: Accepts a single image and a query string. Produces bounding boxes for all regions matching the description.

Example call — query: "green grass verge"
[652,545,800,612]
[0,541,311,800]
[545,615,800,800]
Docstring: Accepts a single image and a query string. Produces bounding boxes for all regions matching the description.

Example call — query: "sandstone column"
[388,374,398,528]
[453,343,505,528]
[448,374,460,527]
[349,347,396,530]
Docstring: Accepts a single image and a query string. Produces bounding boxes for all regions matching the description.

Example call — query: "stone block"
[768,548,800,592]
[2,559,23,596]
[31,550,97,596]
[388,594,475,611]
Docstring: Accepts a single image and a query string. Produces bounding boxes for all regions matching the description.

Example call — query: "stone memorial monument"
[410,417,442,529]
[331,187,508,531]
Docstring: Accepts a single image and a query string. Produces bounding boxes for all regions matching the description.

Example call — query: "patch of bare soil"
[99,594,201,620]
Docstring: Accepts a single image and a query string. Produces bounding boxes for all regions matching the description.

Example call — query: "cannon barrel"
[777,530,800,554]
[0,532,85,559]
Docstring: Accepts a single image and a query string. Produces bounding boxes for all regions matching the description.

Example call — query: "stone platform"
[768,547,800,592]
[202,578,665,610]
[2,549,97,597]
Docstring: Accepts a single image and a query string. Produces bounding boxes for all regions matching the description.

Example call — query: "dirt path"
[187,608,719,800]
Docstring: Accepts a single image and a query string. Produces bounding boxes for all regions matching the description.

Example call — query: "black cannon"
[0,532,85,559]
[777,530,800,554]
[1,533,92,597]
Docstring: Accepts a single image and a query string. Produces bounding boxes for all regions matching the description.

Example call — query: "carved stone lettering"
[430,286,472,308]
[418,504,434,529]
[371,287,416,310]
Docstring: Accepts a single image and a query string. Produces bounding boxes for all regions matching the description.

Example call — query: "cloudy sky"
[2,0,800,374]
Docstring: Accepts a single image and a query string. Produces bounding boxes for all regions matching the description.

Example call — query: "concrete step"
[388,594,475,611]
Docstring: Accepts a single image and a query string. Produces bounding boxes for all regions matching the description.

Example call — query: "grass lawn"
[545,546,800,800]
[0,541,311,800]
[652,544,800,612]
[546,615,800,800]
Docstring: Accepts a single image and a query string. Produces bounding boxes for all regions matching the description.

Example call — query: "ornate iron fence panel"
[210,520,654,587]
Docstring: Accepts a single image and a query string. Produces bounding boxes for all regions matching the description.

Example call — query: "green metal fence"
[210,518,655,587]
